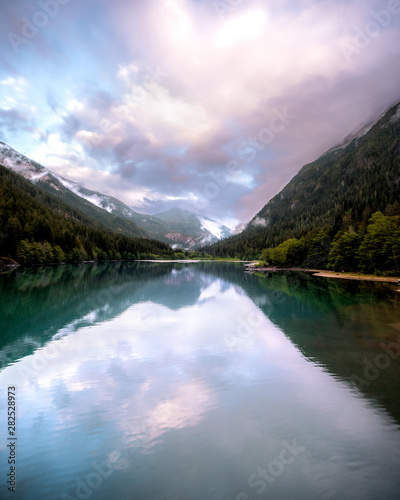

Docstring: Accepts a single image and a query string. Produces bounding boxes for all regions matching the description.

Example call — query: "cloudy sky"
[1,0,400,227]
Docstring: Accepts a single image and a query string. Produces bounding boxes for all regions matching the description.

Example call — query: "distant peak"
[154,207,193,218]
[167,207,185,213]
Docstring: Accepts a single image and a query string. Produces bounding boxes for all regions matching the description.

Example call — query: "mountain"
[0,164,173,264]
[152,207,233,249]
[207,100,400,259]
[0,142,232,249]
[0,141,148,240]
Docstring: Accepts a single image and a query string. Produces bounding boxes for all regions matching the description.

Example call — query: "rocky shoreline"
[244,263,400,284]
[0,258,20,273]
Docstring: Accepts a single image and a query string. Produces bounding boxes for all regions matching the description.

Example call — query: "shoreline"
[245,264,400,284]
[1,260,399,284]
[0,258,250,272]
[311,270,400,283]
[137,259,250,263]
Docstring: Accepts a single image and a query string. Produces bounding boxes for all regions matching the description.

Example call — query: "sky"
[1,0,400,228]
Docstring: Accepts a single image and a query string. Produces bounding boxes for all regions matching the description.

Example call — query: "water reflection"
[251,272,400,423]
[0,263,400,499]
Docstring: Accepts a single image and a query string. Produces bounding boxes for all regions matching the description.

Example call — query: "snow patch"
[52,173,115,213]
[199,217,224,239]
[0,142,123,217]
[0,145,49,181]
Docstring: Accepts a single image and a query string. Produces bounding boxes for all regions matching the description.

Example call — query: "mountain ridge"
[0,163,173,264]
[0,142,232,249]
[207,99,400,259]
[0,141,149,240]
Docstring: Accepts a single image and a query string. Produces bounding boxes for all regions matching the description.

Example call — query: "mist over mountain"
[2,97,399,266]
[207,100,400,261]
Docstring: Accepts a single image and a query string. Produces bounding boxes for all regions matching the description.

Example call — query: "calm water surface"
[1,262,400,500]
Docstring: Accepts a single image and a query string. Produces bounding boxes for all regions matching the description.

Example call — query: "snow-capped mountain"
[198,215,232,240]
[0,141,142,217]
[0,141,232,248]
[0,141,150,238]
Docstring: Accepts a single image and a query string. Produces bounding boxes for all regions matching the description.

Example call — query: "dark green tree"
[328,231,361,271]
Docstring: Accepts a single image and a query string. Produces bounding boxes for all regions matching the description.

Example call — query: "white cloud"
[1,0,399,222]
[214,8,268,47]
[0,76,27,87]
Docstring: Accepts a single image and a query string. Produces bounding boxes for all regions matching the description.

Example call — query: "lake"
[1,262,400,500]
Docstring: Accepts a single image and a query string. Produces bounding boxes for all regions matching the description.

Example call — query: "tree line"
[0,165,175,264]
[259,205,400,275]
[207,102,400,268]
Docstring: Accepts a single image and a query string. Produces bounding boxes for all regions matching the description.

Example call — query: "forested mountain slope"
[0,142,232,248]
[0,165,172,264]
[208,100,400,260]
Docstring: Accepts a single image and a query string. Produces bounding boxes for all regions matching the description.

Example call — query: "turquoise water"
[1,262,400,499]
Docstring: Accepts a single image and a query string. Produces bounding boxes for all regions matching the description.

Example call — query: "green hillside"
[207,101,400,269]
[0,141,233,248]
[0,165,173,264]
[34,175,150,239]
[38,179,177,243]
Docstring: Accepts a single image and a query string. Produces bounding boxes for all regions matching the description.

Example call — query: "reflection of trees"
[172,264,400,424]
[250,272,400,425]
[1,262,400,425]
[0,262,173,365]
[0,262,237,366]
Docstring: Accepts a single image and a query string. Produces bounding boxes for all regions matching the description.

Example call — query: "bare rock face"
[164,233,197,247]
